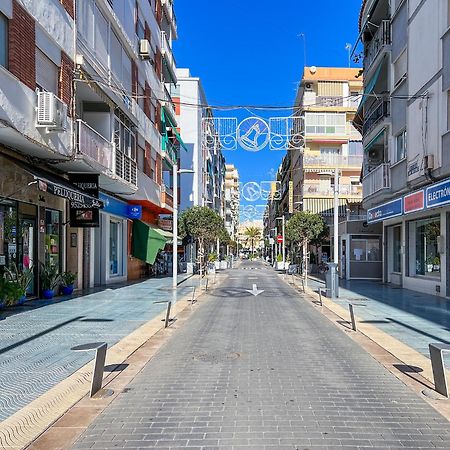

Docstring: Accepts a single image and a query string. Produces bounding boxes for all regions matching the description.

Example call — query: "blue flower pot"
[42,289,54,299]
[61,285,74,296]
[0,299,6,310]
[17,295,26,305]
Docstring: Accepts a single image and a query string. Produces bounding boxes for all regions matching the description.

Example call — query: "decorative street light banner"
[241,181,281,202]
[202,116,304,152]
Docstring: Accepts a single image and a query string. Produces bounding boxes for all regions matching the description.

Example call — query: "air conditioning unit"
[424,154,435,170]
[36,91,67,131]
[139,39,151,58]
[305,83,312,91]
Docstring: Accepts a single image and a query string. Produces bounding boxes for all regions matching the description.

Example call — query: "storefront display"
[45,209,61,270]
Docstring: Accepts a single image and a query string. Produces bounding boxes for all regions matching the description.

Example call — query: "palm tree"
[244,226,261,257]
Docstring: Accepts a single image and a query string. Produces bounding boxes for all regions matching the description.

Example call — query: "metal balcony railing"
[115,150,137,186]
[303,183,363,197]
[362,163,390,198]
[77,120,113,172]
[303,154,363,168]
[364,20,391,72]
[161,31,177,83]
[161,0,177,32]
[363,100,390,136]
[163,85,177,122]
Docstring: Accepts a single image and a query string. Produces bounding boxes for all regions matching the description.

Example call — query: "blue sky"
[174,0,363,221]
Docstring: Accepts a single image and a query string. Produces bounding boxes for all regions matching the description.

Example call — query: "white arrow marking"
[245,283,264,296]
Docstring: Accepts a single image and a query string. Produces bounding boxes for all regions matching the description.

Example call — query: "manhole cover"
[193,351,240,363]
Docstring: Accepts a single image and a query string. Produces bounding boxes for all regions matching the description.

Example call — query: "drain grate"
[193,351,240,363]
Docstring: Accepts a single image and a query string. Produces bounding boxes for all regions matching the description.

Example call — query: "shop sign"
[404,190,425,214]
[426,178,450,209]
[127,205,142,219]
[158,218,173,231]
[69,174,100,227]
[288,181,294,214]
[367,198,403,223]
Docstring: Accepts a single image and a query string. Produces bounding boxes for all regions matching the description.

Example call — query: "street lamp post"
[172,164,195,290]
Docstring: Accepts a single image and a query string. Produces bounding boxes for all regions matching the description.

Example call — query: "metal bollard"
[349,304,357,331]
[429,343,450,397]
[190,286,196,303]
[204,278,209,292]
[164,301,172,328]
[71,342,108,397]
[300,277,305,293]
[318,288,323,306]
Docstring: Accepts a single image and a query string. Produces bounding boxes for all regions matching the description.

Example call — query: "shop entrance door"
[18,217,36,295]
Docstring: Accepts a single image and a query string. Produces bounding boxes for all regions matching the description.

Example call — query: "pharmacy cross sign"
[202,116,304,152]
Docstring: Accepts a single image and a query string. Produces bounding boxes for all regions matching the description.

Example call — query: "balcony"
[364,20,391,73]
[316,96,344,107]
[161,31,177,84]
[303,183,362,197]
[303,154,363,169]
[163,85,177,124]
[162,140,178,165]
[161,0,178,37]
[77,120,114,172]
[115,150,137,186]
[161,184,174,210]
[363,100,390,136]
[362,163,390,198]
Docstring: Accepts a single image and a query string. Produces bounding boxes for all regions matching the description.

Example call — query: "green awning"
[162,107,189,152]
[364,128,385,153]
[132,220,167,264]
[356,61,383,116]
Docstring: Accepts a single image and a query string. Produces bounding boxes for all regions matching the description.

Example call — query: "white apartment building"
[0,0,181,295]
[358,0,450,295]
[175,68,226,216]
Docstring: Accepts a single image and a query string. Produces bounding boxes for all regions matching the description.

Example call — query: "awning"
[303,198,347,216]
[356,61,383,116]
[161,108,189,153]
[16,160,103,209]
[132,220,168,264]
[364,127,385,153]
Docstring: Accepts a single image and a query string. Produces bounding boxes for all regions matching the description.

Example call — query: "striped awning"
[303,198,347,216]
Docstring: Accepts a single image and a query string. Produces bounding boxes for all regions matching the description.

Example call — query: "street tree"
[286,211,328,274]
[178,206,224,276]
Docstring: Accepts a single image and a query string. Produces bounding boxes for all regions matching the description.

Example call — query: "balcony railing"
[161,31,177,83]
[303,183,363,197]
[115,151,137,186]
[161,184,174,209]
[364,20,391,72]
[316,96,344,107]
[161,0,177,33]
[363,100,390,136]
[303,154,363,168]
[163,85,177,122]
[77,120,113,172]
[362,163,390,198]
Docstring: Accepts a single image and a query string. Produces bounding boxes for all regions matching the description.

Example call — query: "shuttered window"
[36,48,58,93]
[394,50,407,87]
[317,81,344,97]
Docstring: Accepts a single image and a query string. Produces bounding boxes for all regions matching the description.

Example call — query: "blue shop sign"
[367,198,403,223]
[99,193,142,219]
[426,178,450,209]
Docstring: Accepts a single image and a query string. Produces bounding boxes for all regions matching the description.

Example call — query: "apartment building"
[358,0,450,295]
[0,0,181,295]
[175,68,226,216]
[224,164,240,241]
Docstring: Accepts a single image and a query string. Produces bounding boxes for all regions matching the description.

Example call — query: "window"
[350,237,381,262]
[113,110,136,160]
[0,13,7,68]
[45,209,61,271]
[395,130,407,162]
[394,50,407,87]
[408,216,440,278]
[36,48,58,93]
[137,144,145,171]
[109,219,122,276]
[393,226,402,273]
[349,91,361,108]
[305,113,346,135]
[94,4,108,66]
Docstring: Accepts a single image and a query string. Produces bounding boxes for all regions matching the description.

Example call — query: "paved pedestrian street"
[0,275,194,422]
[71,261,450,449]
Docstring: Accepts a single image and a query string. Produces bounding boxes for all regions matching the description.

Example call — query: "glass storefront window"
[350,237,381,262]
[0,201,18,270]
[393,226,402,273]
[409,216,440,278]
[45,209,61,270]
[109,220,122,276]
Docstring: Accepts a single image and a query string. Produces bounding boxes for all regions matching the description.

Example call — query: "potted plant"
[433,256,440,272]
[40,262,61,299]
[426,256,434,273]
[4,263,33,306]
[60,271,77,295]
[208,253,219,271]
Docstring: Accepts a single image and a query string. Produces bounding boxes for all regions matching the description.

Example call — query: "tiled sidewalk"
[307,276,450,360]
[0,274,195,422]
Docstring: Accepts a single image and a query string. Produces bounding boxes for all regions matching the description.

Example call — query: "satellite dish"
[310,66,317,74]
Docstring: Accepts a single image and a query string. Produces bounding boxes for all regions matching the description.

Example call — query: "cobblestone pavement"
[0,275,194,421]
[71,261,450,449]
[307,277,450,360]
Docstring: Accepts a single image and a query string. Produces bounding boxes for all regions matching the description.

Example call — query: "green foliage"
[208,253,218,262]
[218,226,231,245]
[178,206,224,245]
[276,254,283,262]
[244,226,261,253]
[40,262,61,290]
[286,212,328,245]
[61,271,77,286]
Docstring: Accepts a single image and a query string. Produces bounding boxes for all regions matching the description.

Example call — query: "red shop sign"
[404,190,425,214]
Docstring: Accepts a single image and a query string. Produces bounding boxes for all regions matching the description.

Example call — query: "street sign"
[277,235,283,243]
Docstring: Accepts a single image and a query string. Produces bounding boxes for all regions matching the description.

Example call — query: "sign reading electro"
[426,178,450,209]
[367,198,403,223]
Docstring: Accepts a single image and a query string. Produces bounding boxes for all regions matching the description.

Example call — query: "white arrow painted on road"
[245,283,264,296]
